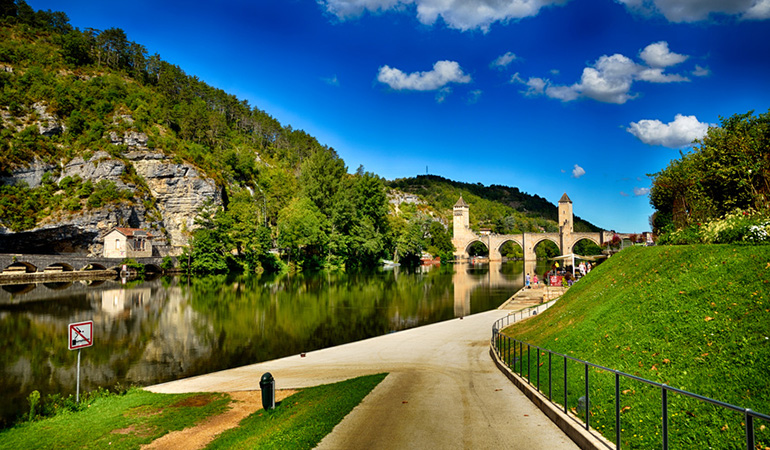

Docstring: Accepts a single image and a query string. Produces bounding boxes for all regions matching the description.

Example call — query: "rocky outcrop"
[0,150,221,256]
[0,158,58,188]
[0,102,65,136]
[127,150,221,253]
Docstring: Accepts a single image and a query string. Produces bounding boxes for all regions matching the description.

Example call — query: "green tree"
[649,110,770,234]
[277,197,329,268]
[299,147,346,213]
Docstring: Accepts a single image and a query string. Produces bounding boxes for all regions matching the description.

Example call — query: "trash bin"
[260,372,275,410]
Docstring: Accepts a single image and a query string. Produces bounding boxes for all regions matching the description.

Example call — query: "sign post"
[68,321,93,403]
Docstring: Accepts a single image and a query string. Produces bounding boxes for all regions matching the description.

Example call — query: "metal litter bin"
[260,372,275,410]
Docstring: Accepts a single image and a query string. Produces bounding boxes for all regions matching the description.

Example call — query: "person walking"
[525,273,531,289]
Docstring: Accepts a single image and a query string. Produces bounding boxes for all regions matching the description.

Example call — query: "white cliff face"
[0,135,222,255]
[127,151,221,253]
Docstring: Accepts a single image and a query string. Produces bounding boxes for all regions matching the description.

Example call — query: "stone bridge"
[452,194,634,262]
[0,253,168,274]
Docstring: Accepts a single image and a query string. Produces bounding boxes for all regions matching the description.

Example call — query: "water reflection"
[0,261,528,426]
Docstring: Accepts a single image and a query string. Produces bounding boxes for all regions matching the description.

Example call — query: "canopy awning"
[549,253,605,262]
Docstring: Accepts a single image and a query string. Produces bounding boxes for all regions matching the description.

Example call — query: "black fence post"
[745,410,754,450]
[585,363,590,431]
[662,385,668,450]
[549,352,552,401]
[615,372,621,449]
[564,355,568,414]
[527,344,531,384]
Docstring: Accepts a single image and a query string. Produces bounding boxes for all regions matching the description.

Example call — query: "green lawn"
[0,389,230,450]
[206,373,387,449]
[501,244,770,449]
[0,374,387,450]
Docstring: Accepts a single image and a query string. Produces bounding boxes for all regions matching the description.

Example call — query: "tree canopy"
[649,110,770,234]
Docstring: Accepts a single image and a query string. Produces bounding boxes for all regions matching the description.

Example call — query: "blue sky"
[28,0,770,232]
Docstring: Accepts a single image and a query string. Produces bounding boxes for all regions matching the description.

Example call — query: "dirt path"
[141,390,296,450]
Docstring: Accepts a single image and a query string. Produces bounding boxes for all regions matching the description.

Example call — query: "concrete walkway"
[148,308,578,449]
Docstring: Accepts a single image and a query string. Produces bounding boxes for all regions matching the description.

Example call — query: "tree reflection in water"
[0,261,536,427]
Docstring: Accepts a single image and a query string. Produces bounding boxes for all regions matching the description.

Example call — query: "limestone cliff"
[0,123,222,255]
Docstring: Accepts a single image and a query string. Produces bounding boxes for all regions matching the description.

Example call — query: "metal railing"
[492,315,770,449]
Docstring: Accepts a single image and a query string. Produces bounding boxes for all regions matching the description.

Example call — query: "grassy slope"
[503,245,770,448]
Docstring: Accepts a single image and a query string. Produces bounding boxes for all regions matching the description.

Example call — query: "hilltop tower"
[453,196,470,237]
[558,193,573,234]
[558,193,573,254]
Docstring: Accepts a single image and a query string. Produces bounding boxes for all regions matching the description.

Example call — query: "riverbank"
[147,308,578,449]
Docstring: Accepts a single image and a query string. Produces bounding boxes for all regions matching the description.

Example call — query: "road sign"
[68,321,93,350]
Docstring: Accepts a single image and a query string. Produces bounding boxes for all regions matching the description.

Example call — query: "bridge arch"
[494,239,523,260]
[463,239,489,257]
[565,235,603,254]
[81,263,108,271]
[44,262,75,272]
[4,261,37,273]
[143,263,161,274]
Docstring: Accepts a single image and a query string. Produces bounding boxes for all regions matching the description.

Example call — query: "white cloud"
[572,164,586,178]
[639,41,688,68]
[511,41,690,104]
[436,86,452,103]
[377,60,471,91]
[467,89,483,103]
[322,75,340,86]
[634,187,650,196]
[319,0,570,31]
[545,84,579,101]
[693,65,711,77]
[626,114,711,148]
[491,52,517,68]
[616,0,770,22]
[620,191,630,197]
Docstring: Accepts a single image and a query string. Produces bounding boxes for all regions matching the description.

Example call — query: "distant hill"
[389,175,602,233]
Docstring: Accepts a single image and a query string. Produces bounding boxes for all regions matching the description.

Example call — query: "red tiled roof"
[113,227,152,238]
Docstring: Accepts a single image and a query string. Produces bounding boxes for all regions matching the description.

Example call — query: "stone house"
[103,228,152,258]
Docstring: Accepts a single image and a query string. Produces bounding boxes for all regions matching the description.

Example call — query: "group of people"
[523,260,596,289]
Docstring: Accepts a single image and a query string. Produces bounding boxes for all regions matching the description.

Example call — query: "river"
[0,260,546,427]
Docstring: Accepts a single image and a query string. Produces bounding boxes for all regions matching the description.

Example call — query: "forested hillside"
[389,175,601,233]
[0,1,599,272]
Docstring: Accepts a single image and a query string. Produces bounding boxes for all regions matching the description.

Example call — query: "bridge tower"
[452,196,476,259]
[453,196,470,237]
[558,193,573,252]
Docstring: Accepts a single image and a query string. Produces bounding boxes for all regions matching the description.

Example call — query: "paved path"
[148,308,577,449]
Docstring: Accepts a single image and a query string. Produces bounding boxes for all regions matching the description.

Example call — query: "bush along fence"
[492,314,770,449]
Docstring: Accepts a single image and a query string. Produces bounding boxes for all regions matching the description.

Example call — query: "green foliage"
[161,255,173,270]
[658,209,770,245]
[26,390,39,423]
[500,241,523,259]
[503,245,770,449]
[207,374,387,450]
[650,110,770,234]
